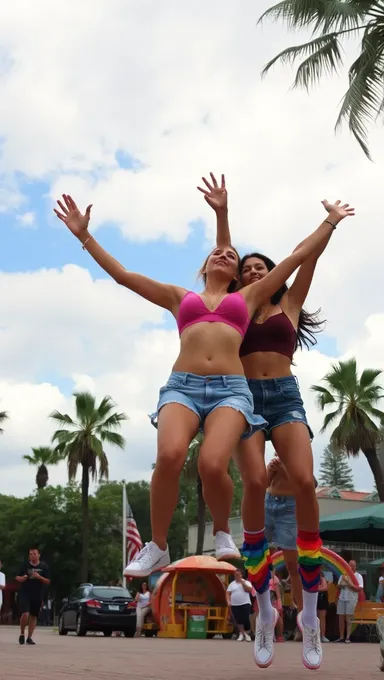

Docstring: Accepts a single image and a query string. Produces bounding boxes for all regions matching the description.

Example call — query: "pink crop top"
[177,292,249,338]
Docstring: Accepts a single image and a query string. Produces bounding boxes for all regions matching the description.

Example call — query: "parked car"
[58,584,137,637]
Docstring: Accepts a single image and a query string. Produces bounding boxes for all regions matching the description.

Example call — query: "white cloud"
[17,211,35,228]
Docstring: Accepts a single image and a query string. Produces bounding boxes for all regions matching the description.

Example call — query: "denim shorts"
[265,492,297,551]
[247,375,313,441]
[150,372,267,439]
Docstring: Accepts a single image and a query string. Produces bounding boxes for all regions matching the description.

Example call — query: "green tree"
[319,443,355,490]
[50,392,127,581]
[311,358,384,500]
[0,410,8,434]
[259,0,384,158]
[23,446,63,490]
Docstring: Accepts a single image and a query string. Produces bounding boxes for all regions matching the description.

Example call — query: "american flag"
[125,493,143,564]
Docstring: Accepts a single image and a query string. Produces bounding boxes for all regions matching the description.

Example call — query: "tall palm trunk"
[81,464,90,581]
[363,448,384,502]
[195,474,206,555]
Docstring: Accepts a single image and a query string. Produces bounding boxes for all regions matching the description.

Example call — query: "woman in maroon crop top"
[200,172,354,669]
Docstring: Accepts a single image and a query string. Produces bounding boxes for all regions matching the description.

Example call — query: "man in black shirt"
[16,546,50,645]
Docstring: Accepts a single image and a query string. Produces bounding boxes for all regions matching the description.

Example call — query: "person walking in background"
[317,572,329,643]
[0,559,6,623]
[226,569,253,642]
[335,560,363,643]
[16,546,50,645]
[135,582,151,637]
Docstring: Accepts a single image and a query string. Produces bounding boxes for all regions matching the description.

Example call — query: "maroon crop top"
[239,310,297,360]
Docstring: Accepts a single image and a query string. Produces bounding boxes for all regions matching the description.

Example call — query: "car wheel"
[103,630,112,637]
[124,629,135,638]
[76,614,87,637]
[58,615,68,636]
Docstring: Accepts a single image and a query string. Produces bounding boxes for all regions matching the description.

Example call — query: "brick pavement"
[0,627,381,680]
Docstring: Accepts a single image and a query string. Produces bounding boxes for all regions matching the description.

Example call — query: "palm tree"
[50,391,127,581]
[259,0,384,159]
[0,410,8,434]
[23,446,63,490]
[183,433,206,555]
[311,358,384,500]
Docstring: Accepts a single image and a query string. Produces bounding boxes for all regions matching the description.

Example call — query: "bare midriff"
[268,467,295,498]
[241,351,293,379]
[172,322,245,376]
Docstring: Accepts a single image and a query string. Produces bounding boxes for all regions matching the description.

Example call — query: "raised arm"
[283,200,349,316]
[197,172,231,247]
[54,195,186,313]
[241,200,355,313]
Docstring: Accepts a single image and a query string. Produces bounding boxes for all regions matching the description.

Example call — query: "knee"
[243,470,267,496]
[155,443,186,477]
[292,473,316,497]
[198,455,228,484]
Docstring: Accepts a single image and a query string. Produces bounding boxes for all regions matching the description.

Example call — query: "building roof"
[316,486,377,502]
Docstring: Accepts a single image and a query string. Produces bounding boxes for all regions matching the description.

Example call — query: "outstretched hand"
[54,195,92,238]
[197,172,227,212]
[321,199,355,221]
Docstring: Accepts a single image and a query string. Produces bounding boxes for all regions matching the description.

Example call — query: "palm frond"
[262,33,343,87]
[319,409,341,432]
[96,396,118,420]
[96,412,128,431]
[51,429,78,446]
[259,0,368,33]
[74,391,96,424]
[50,411,75,427]
[23,454,35,464]
[99,430,126,448]
[359,367,384,389]
[335,22,384,158]
[311,385,336,410]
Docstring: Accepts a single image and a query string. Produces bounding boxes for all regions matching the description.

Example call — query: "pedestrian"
[135,582,151,637]
[335,560,364,643]
[16,546,50,645]
[226,569,253,642]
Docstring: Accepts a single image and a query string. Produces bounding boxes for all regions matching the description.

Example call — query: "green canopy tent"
[320,503,384,546]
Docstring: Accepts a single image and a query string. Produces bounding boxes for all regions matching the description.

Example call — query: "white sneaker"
[237,633,244,642]
[297,611,322,670]
[244,632,252,642]
[123,542,170,577]
[214,531,241,560]
[254,608,279,668]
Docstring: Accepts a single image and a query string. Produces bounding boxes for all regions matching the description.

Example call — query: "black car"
[58,584,137,637]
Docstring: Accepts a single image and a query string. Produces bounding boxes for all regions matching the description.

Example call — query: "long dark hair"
[240,252,325,351]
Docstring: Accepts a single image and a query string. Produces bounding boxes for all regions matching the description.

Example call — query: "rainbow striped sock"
[297,529,322,592]
[242,529,271,594]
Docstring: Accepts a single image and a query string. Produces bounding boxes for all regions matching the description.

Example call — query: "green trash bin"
[187,614,207,639]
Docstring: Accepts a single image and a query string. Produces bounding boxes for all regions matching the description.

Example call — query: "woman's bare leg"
[272,423,321,632]
[198,407,247,533]
[151,404,199,549]
[234,433,267,532]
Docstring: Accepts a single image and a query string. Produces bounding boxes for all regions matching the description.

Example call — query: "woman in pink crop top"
[54,186,353,641]
[201,172,354,669]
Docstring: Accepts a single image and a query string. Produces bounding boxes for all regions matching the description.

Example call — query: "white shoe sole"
[123,555,170,578]
[215,550,241,561]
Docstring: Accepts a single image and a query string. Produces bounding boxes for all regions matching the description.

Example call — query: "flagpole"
[122,483,127,588]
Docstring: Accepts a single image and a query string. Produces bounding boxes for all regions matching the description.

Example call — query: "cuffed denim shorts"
[265,492,297,551]
[150,372,267,439]
[247,375,313,441]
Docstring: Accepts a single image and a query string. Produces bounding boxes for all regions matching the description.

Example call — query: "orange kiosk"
[151,555,236,639]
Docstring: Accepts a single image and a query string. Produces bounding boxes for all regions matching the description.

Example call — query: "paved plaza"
[0,627,382,679]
